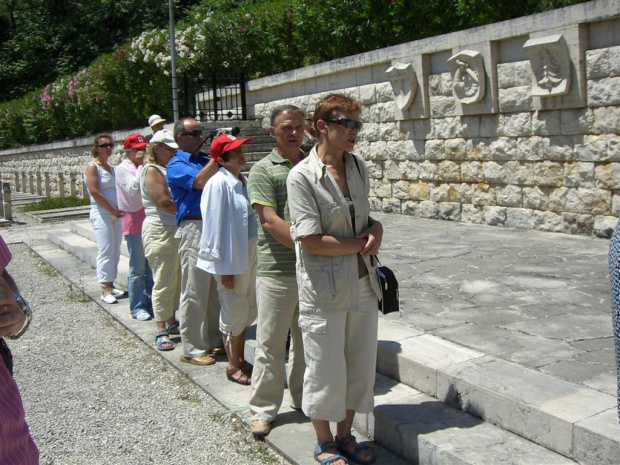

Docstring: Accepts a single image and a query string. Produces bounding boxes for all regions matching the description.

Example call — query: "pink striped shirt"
[0,234,39,464]
[0,234,12,274]
[0,361,39,464]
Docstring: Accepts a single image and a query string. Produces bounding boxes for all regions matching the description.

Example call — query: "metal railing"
[179,73,247,121]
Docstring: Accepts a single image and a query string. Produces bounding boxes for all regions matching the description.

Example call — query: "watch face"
[12,292,30,314]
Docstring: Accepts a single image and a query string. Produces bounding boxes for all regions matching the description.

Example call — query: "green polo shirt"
[248,149,302,276]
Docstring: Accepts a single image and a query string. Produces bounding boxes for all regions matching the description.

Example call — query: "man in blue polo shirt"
[167,117,223,366]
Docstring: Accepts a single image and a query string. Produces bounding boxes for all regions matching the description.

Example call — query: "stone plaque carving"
[447,50,486,104]
[523,34,570,96]
[386,62,417,111]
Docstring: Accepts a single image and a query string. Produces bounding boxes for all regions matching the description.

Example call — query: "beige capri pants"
[298,275,378,422]
[142,222,181,323]
[213,237,258,337]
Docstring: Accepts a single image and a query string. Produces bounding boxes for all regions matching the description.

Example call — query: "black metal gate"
[179,73,247,121]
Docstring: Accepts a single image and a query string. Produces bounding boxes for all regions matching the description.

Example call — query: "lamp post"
[168,0,179,122]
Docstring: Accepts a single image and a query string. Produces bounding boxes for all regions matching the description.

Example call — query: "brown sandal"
[240,360,253,377]
[226,366,251,385]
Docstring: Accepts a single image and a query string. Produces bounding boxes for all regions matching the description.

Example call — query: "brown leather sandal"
[226,366,251,385]
[240,360,253,377]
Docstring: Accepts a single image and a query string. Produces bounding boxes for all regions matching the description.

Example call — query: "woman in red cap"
[197,133,257,385]
[117,134,153,321]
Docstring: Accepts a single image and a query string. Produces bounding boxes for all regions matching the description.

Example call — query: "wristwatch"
[6,292,32,340]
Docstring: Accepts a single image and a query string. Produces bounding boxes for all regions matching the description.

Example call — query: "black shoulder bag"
[351,155,400,315]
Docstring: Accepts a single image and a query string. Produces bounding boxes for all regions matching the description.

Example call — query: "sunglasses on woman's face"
[325,118,363,131]
[97,143,114,148]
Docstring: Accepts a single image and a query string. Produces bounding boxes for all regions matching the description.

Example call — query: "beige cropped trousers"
[298,275,378,422]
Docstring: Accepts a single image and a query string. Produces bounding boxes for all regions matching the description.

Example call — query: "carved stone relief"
[386,62,417,111]
[523,34,571,97]
[447,50,486,105]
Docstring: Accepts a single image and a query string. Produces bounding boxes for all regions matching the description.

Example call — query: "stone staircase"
[34,214,619,465]
[199,120,274,173]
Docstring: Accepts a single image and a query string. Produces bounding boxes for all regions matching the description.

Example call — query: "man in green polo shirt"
[247,105,307,437]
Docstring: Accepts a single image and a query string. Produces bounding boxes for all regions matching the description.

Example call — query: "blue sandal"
[155,331,174,351]
[165,321,180,335]
[314,441,348,465]
[335,435,375,465]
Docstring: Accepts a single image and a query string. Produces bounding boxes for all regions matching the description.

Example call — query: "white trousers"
[213,238,258,336]
[299,276,378,422]
[90,207,122,284]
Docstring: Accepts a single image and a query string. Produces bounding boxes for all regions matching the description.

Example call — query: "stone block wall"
[247,0,620,237]
[0,138,127,199]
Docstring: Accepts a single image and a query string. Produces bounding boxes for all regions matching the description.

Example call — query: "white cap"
[148,114,166,128]
[150,129,178,149]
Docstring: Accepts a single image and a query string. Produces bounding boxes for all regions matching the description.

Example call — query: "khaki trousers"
[249,275,305,422]
[299,276,378,422]
[142,222,181,323]
[178,220,221,357]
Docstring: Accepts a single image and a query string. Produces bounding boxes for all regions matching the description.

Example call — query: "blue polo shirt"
[167,149,211,225]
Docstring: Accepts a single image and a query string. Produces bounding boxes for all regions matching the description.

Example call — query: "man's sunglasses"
[97,143,114,148]
[325,118,363,131]
[180,129,203,137]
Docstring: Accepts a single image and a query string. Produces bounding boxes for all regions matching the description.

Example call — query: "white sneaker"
[110,288,127,297]
[100,293,118,304]
[133,310,152,321]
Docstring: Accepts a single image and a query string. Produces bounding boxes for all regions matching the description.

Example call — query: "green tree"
[0,0,199,102]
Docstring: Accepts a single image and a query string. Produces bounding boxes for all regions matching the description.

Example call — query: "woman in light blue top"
[198,134,257,386]
[84,135,124,304]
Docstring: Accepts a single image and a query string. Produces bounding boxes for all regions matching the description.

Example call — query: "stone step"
[46,227,129,291]
[40,222,585,464]
[376,328,618,464]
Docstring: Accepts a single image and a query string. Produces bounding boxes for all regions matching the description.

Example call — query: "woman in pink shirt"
[116,134,153,321]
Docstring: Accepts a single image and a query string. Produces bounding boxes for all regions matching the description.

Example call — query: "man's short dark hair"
[173,118,193,140]
[270,105,305,127]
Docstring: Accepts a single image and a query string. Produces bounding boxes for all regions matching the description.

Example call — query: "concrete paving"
[3,212,619,464]
[378,213,614,393]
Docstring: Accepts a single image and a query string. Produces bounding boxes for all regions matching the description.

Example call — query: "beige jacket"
[287,148,381,312]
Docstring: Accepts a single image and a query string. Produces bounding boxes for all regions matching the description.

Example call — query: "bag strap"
[352,155,381,267]
[352,154,361,178]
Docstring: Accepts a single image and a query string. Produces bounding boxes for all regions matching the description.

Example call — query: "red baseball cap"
[210,134,252,161]
[124,133,148,150]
